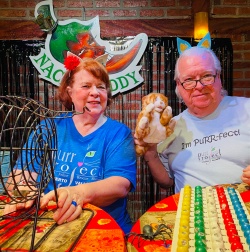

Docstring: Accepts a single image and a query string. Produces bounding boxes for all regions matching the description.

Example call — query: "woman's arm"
[40,176,131,224]
[4,170,38,214]
[76,176,131,206]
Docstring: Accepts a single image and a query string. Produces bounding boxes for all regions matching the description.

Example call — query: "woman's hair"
[174,46,222,81]
[57,57,112,110]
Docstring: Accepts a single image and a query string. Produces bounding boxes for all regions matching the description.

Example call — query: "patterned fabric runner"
[0,203,126,251]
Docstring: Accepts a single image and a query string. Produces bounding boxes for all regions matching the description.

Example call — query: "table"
[126,183,250,252]
[0,203,126,252]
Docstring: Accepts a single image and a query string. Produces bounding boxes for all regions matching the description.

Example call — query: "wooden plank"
[0,20,45,40]
[192,0,210,14]
[99,19,193,37]
[0,18,249,40]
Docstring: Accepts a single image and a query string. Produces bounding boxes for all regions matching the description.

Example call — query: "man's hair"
[174,46,222,81]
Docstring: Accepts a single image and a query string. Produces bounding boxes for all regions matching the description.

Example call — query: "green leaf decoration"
[49,22,94,63]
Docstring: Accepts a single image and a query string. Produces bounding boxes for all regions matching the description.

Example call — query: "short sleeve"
[103,125,137,192]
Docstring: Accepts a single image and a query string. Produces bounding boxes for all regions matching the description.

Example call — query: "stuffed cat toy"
[135,93,175,156]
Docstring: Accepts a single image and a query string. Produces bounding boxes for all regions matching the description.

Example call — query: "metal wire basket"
[0,95,78,251]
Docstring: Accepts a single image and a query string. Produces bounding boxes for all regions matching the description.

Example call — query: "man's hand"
[241,165,250,185]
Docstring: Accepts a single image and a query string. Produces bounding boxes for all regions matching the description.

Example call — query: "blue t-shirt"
[19,116,136,233]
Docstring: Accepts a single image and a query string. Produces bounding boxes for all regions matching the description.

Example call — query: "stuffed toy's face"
[142,93,168,110]
[154,96,167,113]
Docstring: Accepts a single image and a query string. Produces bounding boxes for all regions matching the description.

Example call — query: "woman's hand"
[241,165,250,185]
[4,183,36,215]
[40,187,83,224]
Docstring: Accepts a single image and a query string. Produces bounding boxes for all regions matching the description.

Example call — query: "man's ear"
[175,85,182,101]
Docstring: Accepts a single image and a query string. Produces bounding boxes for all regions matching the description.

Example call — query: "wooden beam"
[0,20,45,40]
[210,18,250,37]
[0,18,249,40]
[100,19,193,37]
[100,18,250,38]
[192,0,210,15]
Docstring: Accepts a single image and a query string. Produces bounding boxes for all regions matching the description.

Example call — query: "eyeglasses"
[179,74,217,90]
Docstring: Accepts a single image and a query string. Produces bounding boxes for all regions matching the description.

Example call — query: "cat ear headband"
[177,32,211,54]
[63,51,108,71]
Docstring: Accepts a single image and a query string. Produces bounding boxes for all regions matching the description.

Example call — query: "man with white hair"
[135,34,250,193]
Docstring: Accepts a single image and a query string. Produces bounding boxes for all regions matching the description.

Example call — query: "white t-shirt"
[158,96,250,193]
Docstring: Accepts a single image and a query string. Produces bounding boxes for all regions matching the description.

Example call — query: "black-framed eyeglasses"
[179,74,217,90]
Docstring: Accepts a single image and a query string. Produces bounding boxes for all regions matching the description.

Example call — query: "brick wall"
[210,1,250,97]
[0,0,249,97]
